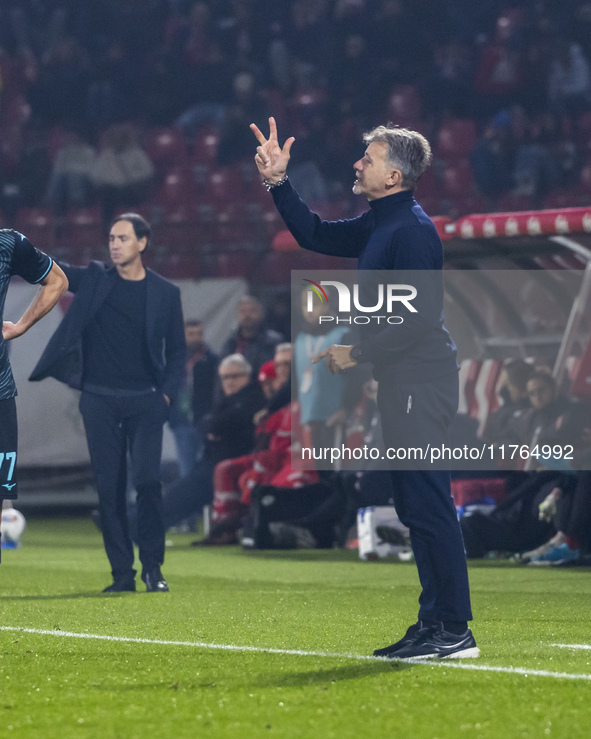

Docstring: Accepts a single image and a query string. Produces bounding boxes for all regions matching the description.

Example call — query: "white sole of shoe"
[396,646,481,661]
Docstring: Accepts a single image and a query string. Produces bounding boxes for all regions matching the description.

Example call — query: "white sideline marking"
[2,626,591,682]
[552,643,591,650]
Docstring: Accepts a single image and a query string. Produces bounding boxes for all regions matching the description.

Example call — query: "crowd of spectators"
[141,293,591,563]
[0,0,591,246]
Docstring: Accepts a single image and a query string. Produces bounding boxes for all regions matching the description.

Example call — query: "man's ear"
[387,168,403,188]
[139,237,148,253]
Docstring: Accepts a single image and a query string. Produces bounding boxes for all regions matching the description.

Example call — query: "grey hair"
[362,125,432,189]
[219,353,252,376]
[275,343,292,354]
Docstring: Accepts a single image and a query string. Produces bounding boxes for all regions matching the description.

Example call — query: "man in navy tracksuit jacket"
[251,118,478,660]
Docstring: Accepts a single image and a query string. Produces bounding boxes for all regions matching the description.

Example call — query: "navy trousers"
[377,371,473,624]
[80,390,169,580]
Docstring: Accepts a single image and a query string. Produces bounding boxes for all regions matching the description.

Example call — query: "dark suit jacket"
[30,261,186,400]
[205,382,265,464]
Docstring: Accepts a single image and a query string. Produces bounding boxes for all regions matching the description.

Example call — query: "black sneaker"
[103,578,136,593]
[143,568,169,592]
[391,623,479,660]
[373,620,434,658]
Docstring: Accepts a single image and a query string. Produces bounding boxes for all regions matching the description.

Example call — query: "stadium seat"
[14,208,54,250]
[153,167,197,206]
[435,120,477,159]
[61,207,102,249]
[442,161,475,196]
[207,168,244,203]
[415,165,438,197]
[154,205,200,248]
[216,251,257,278]
[145,127,187,170]
[214,204,248,243]
[164,254,201,279]
[417,195,442,217]
[387,85,422,126]
[193,125,220,165]
[260,251,308,284]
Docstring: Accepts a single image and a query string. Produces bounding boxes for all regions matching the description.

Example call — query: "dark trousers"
[378,371,473,625]
[127,458,214,539]
[80,390,168,580]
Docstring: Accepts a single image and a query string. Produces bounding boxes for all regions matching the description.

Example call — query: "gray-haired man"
[251,118,477,661]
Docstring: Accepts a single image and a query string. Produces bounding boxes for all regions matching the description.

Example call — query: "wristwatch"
[350,344,364,363]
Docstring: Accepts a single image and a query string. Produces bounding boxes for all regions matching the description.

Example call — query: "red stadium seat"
[153,167,196,206]
[155,205,200,248]
[14,208,54,250]
[207,168,244,203]
[387,85,422,126]
[435,120,477,159]
[62,207,102,249]
[415,165,438,197]
[193,125,220,165]
[260,251,308,284]
[442,161,475,196]
[216,252,256,278]
[145,127,187,170]
[162,253,201,279]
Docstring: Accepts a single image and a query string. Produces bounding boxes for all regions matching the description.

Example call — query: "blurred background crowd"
[1,0,591,274]
[1,0,591,564]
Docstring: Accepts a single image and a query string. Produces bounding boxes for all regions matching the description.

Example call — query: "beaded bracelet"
[262,174,288,192]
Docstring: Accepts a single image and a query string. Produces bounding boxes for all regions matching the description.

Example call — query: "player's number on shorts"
[0,452,16,481]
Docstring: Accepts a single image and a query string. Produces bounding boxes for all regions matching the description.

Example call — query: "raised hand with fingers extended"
[250,116,295,186]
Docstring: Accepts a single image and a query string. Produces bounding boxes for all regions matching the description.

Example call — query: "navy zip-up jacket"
[272,180,457,383]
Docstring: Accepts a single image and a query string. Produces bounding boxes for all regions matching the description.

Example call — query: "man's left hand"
[312,345,357,375]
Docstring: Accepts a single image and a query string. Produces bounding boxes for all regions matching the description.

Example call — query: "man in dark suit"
[31,213,186,593]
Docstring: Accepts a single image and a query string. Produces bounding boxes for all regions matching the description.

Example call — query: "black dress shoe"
[103,579,136,593]
[143,568,169,592]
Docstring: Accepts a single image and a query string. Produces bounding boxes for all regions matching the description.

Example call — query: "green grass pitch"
[1,516,591,738]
